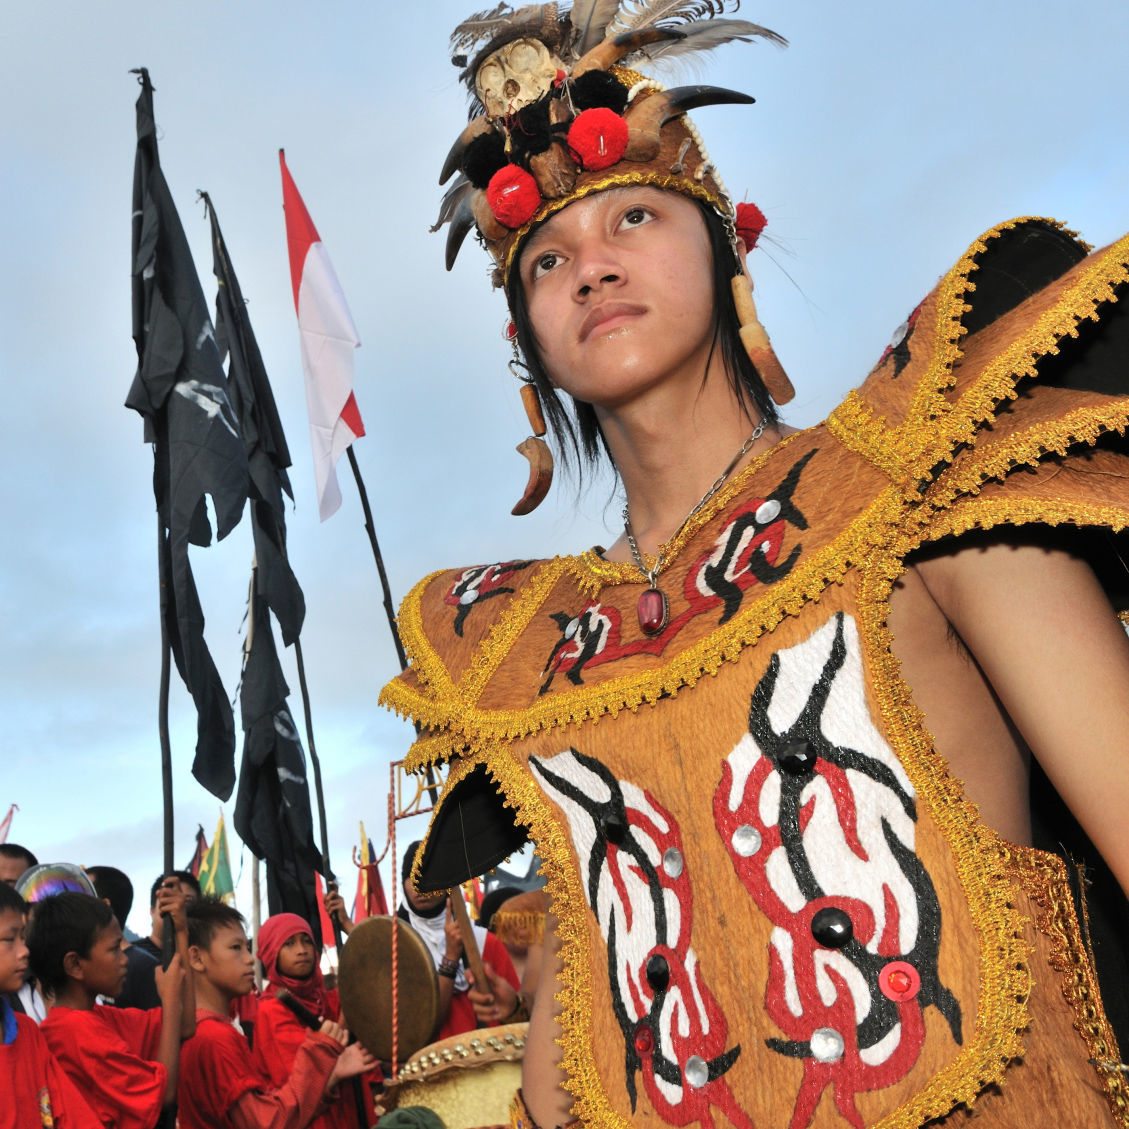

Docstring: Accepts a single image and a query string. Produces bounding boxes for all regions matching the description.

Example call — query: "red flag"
[0,804,16,844]
[279,150,364,521]
[184,824,208,878]
[352,827,388,922]
[315,872,336,951]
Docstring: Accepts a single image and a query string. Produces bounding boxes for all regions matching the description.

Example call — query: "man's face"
[0,909,29,994]
[405,882,448,916]
[519,186,717,415]
[192,923,256,998]
[75,919,128,998]
[0,856,30,887]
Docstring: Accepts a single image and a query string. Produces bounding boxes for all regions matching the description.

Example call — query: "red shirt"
[1,1009,102,1129]
[39,1005,164,1129]
[179,1009,341,1129]
[440,932,521,1040]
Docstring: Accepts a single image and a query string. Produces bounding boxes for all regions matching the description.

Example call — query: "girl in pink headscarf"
[252,913,377,1128]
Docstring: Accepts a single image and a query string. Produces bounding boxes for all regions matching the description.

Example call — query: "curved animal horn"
[661,85,756,119]
[511,436,554,516]
[571,26,684,78]
[439,115,494,185]
[445,197,477,271]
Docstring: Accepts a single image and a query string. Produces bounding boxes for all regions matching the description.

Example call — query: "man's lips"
[579,301,646,343]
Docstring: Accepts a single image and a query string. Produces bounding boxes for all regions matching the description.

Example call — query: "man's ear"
[187,943,208,974]
[62,950,84,982]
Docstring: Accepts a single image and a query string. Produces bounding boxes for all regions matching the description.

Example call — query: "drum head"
[338,915,440,1061]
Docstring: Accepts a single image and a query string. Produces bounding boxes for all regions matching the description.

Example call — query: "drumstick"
[275,989,322,1030]
[448,890,489,991]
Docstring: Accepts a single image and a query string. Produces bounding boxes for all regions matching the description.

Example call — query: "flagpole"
[157,513,176,966]
[345,447,408,674]
[291,636,344,951]
[251,854,263,991]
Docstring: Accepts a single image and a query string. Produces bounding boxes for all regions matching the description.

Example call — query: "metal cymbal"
[338,915,440,1061]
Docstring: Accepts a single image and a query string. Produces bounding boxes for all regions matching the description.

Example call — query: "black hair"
[0,883,26,918]
[149,869,201,909]
[477,885,522,930]
[507,197,779,478]
[401,842,425,887]
[0,844,38,873]
[187,897,245,949]
[26,892,114,995]
[86,866,133,926]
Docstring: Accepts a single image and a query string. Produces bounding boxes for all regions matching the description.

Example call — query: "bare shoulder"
[908,529,1129,894]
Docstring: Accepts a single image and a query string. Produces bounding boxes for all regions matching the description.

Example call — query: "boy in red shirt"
[30,886,193,1129]
[179,899,376,1129]
[0,883,101,1129]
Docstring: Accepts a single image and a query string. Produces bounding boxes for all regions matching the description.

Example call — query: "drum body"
[389,1022,528,1129]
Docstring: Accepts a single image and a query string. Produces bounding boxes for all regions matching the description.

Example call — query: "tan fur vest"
[382,219,1129,1127]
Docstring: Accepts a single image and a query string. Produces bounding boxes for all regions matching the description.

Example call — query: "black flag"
[205,194,304,645]
[204,194,324,943]
[233,580,324,948]
[126,69,249,800]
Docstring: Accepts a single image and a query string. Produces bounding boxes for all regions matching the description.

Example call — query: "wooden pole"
[157,513,176,968]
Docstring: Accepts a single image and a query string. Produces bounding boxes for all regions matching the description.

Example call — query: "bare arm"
[916,535,1129,894]
[153,955,185,1104]
[155,880,196,1040]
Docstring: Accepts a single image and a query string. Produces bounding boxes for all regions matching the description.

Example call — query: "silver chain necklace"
[623,419,767,636]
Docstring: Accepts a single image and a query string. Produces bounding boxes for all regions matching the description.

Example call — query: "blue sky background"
[2,1,1127,937]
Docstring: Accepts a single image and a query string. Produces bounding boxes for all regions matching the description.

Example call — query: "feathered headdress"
[434,0,786,289]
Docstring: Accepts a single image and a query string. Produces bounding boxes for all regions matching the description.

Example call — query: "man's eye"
[622,206,652,227]
[532,252,560,280]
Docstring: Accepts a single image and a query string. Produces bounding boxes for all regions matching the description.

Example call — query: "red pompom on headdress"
[487,165,542,228]
[567,107,629,171]
[735,201,767,250]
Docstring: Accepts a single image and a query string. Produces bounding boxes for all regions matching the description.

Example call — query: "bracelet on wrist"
[437,957,459,979]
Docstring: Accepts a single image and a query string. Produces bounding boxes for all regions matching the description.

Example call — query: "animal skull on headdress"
[475,37,564,119]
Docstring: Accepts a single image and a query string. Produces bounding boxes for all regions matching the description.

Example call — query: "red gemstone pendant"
[637,587,669,636]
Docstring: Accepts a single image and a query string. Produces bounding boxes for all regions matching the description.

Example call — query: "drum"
[338,916,440,1062]
[384,1022,528,1129]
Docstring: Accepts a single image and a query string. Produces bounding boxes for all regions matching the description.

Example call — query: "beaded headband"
[433,1,786,291]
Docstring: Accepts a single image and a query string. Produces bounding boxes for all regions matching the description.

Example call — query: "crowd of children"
[0,844,541,1128]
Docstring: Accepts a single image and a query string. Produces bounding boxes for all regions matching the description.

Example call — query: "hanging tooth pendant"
[637,588,669,636]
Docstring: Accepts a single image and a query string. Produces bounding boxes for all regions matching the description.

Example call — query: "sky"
[2,0,1127,939]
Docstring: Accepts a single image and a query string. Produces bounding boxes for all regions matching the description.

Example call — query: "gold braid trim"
[410,742,625,1126]
[1006,843,1129,1123]
[934,402,1129,503]
[492,909,546,947]
[567,432,808,591]
[825,391,921,486]
[382,485,907,749]
[855,544,1031,1125]
[391,567,459,698]
[501,172,729,281]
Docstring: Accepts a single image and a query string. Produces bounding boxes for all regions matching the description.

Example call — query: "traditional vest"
[382,219,1129,1127]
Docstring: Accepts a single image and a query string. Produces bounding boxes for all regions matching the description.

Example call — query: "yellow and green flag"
[198,811,235,904]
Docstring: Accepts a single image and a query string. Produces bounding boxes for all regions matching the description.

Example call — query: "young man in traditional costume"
[382,3,1129,1125]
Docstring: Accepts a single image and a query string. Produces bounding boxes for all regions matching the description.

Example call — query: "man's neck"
[193,976,235,1018]
[599,379,775,561]
[51,982,98,1011]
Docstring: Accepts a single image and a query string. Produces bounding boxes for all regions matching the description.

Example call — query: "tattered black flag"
[125,69,248,801]
[233,579,324,948]
[205,194,304,645]
[204,193,324,942]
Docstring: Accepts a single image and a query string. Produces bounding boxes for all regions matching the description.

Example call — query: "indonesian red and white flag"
[280,150,365,521]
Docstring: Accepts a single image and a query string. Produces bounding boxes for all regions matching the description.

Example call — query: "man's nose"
[574,239,623,298]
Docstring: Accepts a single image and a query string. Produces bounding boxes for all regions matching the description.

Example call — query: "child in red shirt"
[29,885,194,1129]
[179,899,376,1129]
[0,883,101,1129]
[252,913,381,1129]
